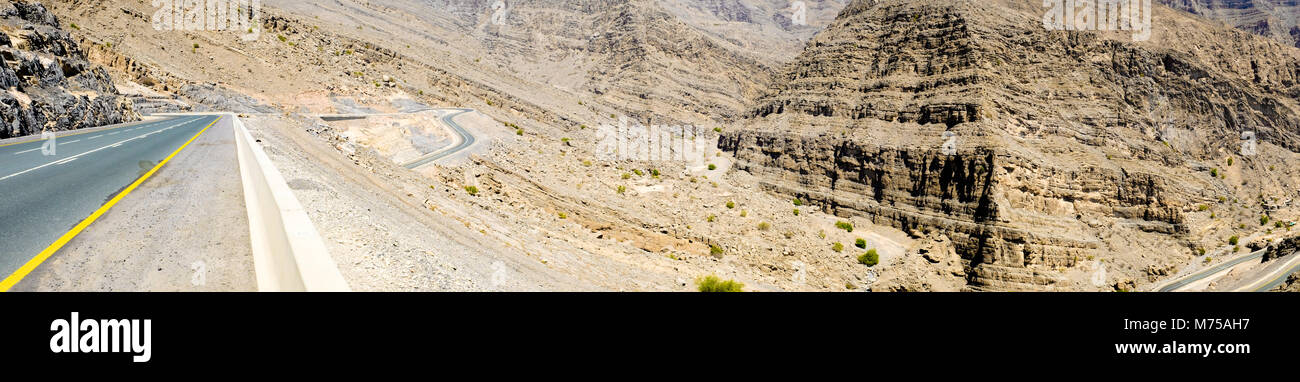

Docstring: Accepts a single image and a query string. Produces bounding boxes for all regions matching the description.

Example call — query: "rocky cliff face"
[722,0,1300,290]
[1159,0,1300,48]
[0,0,136,139]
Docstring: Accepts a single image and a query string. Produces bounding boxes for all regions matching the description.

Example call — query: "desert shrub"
[1229,235,1239,245]
[558,212,567,219]
[832,242,844,252]
[1198,205,1209,211]
[616,185,626,194]
[695,275,743,292]
[793,198,804,206]
[858,250,879,267]
[708,164,717,171]
[793,209,800,216]
[757,222,771,231]
[709,245,724,257]
[706,215,716,223]
[1261,215,1271,226]
[855,238,867,249]
[1210,168,1218,177]
[835,221,854,232]
[726,201,736,209]
[464,186,479,196]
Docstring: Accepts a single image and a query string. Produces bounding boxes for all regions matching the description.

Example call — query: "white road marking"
[13,147,40,155]
[87,135,103,140]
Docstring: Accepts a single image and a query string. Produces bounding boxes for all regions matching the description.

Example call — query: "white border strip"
[231,114,350,292]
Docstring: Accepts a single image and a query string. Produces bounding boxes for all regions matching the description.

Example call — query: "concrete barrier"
[231,115,350,292]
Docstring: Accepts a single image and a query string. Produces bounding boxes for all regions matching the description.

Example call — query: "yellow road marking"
[0,116,221,292]
[0,117,187,149]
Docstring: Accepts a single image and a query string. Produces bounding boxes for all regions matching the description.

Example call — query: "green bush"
[1198,205,1209,211]
[708,164,717,171]
[464,186,479,196]
[515,128,524,136]
[757,222,772,231]
[793,198,804,206]
[855,238,867,249]
[858,250,879,267]
[1261,215,1271,226]
[1229,235,1239,245]
[832,242,844,252]
[709,245,724,257]
[793,209,800,216]
[706,215,716,223]
[1210,168,1218,177]
[835,221,854,232]
[558,212,568,219]
[726,201,736,209]
[695,275,743,292]
[616,185,626,194]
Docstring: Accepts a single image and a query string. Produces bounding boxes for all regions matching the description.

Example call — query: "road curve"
[401,108,476,169]
[1155,249,1266,292]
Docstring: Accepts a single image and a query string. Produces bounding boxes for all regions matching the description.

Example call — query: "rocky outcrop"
[871,233,968,292]
[0,0,136,139]
[722,0,1300,290]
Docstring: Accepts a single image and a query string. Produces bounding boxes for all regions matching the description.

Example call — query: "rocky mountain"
[1159,0,1300,48]
[722,0,1300,290]
[0,0,135,139]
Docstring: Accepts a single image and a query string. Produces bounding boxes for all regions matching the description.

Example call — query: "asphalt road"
[1155,249,1268,292]
[401,108,475,169]
[0,115,220,282]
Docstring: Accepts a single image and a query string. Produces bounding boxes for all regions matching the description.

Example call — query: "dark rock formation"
[0,0,136,139]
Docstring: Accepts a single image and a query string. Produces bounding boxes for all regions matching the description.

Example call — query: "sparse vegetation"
[463,186,479,196]
[757,222,771,231]
[858,249,879,267]
[740,210,748,217]
[726,201,736,209]
[1210,168,1218,177]
[1198,204,1209,211]
[706,215,716,223]
[793,208,800,216]
[558,212,568,219]
[707,164,717,171]
[1229,235,1239,245]
[832,242,844,252]
[793,198,803,206]
[835,221,854,232]
[616,185,626,194]
[1261,215,1271,226]
[695,275,743,292]
[855,238,867,249]
[709,245,724,257]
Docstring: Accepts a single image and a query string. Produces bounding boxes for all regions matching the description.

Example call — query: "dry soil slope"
[722,0,1300,291]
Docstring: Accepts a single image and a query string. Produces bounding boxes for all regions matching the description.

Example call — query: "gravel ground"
[240,114,607,291]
